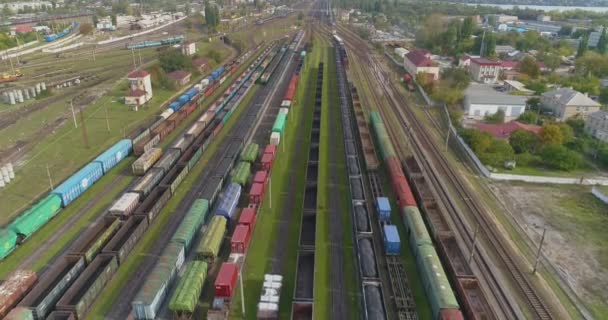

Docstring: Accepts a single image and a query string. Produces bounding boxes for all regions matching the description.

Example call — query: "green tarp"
[230,162,251,186]
[0,229,17,260]
[272,113,287,134]
[168,261,208,313]
[195,216,226,260]
[9,194,62,238]
[171,199,209,250]
[240,143,259,162]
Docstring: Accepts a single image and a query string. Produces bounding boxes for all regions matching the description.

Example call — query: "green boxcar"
[402,206,433,252]
[240,143,259,163]
[370,111,396,160]
[85,217,121,263]
[171,199,209,250]
[230,162,251,186]
[4,306,34,319]
[195,216,226,261]
[188,147,203,170]
[272,113,287,134]
[416,244,459,319]
[0,229,17,260]
[9,194,62,240]
[168,261,208,314]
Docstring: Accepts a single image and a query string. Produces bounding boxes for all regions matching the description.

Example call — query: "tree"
[460,128,492,154]
[510,129,539,154]
[575,52,608,78]
[558,123,575,144]
[484,109,505,124]
[462,16,475,39]
[298,12,304,20]
[159,50,192,73]
[207,49,221,63]
[111,15,117,27]
[479,139,515,167]
[92,15,99,26]
[519,56,541,78]
[2,6,14,17]
[517,111,538,124]
[600,87,608,104]
[577,32,589,58]
[540,145,582,171]
[79,23,93,35]
[597,27,607,54]
[539,124,565,145]
[558,25,573,37]
[540,52,561,71]
[566,117,586,136]
[204,2,219,29]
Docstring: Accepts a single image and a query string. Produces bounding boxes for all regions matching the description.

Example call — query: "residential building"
[503,80,533,95]
[475,121,541,139]
[182,41,196,56]
[537,15,551,22]
[486,14,518,25]
[541,87,601,121]
[403,49,440,81]
[469,58,502,84]
[3,1,53,12]
[193,57,210,72]
[495,45,516,55]
[125,70,153,109]
[168,70,192,86]
[458,54,480,68]
[585,111,608,142]
[464,84,528,120]
[589,27,605,48]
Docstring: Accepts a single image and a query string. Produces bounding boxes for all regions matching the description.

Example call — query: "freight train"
[125,35,185,50]
[0,44,266,262]
[369,111,465,320]
[44,21,78,42]
[0,43,277,319]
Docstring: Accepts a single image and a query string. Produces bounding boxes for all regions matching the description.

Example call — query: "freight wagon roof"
[231,225,249,243]
[138,148,162,162]
[53,162,103,194]
[253,171,267,183]
[239,208,256,224]
[110,192,139,212]
[215,263,238,286]
[418,245,459,307]
[94,139,132,163]
[264,144,277,155]
[0,270,37,302]
[168,261,208,312]
[376,197,391,212]
[10,194,61,236]
[249,183,264,196]
[383,225,400,242]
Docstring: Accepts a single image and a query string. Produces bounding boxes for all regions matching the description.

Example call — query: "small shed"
[375,197,391,222]
[168,70,192,86]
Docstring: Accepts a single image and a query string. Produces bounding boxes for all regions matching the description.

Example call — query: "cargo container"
[18,256,85,320]
[280,100,291,108]
[56,254,118,319]
[170,134,195,153]
[417,244,460,320]
[171,199,209,251]
[52,162,104,207]
[9,194,62,241]
[186,122,205,137]
[130,168,164,198]
[271,113,287,134]
[4,307,33,320]
[94,139,132,174]
[279,107,289,116]
[375,197,391,222]
[132,148,162,175]
[108,192,140,218]
[238,208,256,227]
[230,162,251,186]
[214,263,238,298]
[403,206,433,252]
[215,183,241,221]
[261,154,273,171]
[68,216,120,263]
[131,128,151,146]
[264,144,277,157]
[253,171,268,185]
[169,102,181,112]
[168,261,208,315]
[187,147,203,170]
[46,311,76,320]
[101,215,148,264]
[0,270,38,319]
[231,224,251,254]
[134,134,160,156]
[160,109,174,119]
[270,132,281,146]
[383,225,401,255]
[154,149,180,173]
[370,111,396,160]
[249,183,264,206]
[0,229,17,259]
[134,186,171,222]
[195,216,227,262]
[161,165,189,195]
[240,143,259,163]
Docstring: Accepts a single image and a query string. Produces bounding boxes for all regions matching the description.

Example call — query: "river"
[462,3,608,12]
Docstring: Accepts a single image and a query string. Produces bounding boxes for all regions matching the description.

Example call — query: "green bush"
[540,145,582,171]
[515,152,542,167]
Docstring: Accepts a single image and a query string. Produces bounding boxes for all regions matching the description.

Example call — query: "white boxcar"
[109,192,140,217]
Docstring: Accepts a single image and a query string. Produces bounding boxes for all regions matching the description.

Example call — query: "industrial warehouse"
[0,0,606,320]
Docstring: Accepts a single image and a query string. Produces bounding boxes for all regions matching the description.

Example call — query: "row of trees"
[204,1,221,30]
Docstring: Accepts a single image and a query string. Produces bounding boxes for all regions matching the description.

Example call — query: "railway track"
[335,24,553,320]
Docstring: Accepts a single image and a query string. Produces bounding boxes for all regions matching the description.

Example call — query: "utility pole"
[468,223,480,265]
[46,164,54,190]
[70,100,78,128]
[138,49,143,67]
[532,227,547,274]
[105,105,111,131]
[92,45,96,62]
[79,106,90,148]
[239,271,246,316]
[131,46,137,69]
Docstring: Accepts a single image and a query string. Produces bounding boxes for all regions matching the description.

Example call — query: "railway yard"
[0,0,601,319]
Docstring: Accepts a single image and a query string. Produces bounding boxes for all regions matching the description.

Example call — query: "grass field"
[87,50,265,318]
[0,42,233,224]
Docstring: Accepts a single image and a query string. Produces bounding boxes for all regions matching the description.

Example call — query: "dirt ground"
[488,182,608,315]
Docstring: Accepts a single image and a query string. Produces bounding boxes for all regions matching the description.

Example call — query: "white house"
[403,49,440,81]
[181,40,196,56]
[541,87,601,121]
[125,70,153,109]
[464,84,528,120]
[585,111,608,142]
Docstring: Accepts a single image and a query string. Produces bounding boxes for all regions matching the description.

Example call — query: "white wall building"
[394,47,409,59]
[403,49,440,81]
[585,111,608,143]
[125,70,153,109]
[181,41,196,56]
[3,1,52,12]
[469,57,502,84]
[464,83,528,120]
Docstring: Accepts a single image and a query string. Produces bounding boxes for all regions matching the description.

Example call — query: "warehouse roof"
[465,84,527,106]
[128,70,149,78]
[542,87,601,107]
[475,121,541,139]
[193,57,210,67]
[405,49,434,67]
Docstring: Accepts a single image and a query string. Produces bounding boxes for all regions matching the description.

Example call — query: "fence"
[592,187,608,204]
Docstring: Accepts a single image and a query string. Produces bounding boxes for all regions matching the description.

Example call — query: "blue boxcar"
[169,101,181,111]
[186,88,198,100]
[383,224,401,255]
[52,162,104,207]
[215,183,241,221]
[179,95,190,106]
[376,197,391,222]
[94,139,133,173]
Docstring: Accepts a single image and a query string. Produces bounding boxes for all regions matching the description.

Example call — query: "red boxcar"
[214,263,238,298]
[394,177,416,207]
[249,183,265,205]
[231,224,251,254]
[261,154,274,171]
[0,270,38,318]
[264,144,277,157]
[253,170,268,185]
[283,75,299,102]
[439,309,464,320]
[238,207,257,227]
[386,157,405,179]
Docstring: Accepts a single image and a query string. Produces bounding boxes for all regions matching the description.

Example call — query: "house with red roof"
[168,70,192,86]
[403,49,440,81]
[475,121,541,139]
[469,57,502,84]
[125,70,153,109]
[193,57,210,73]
